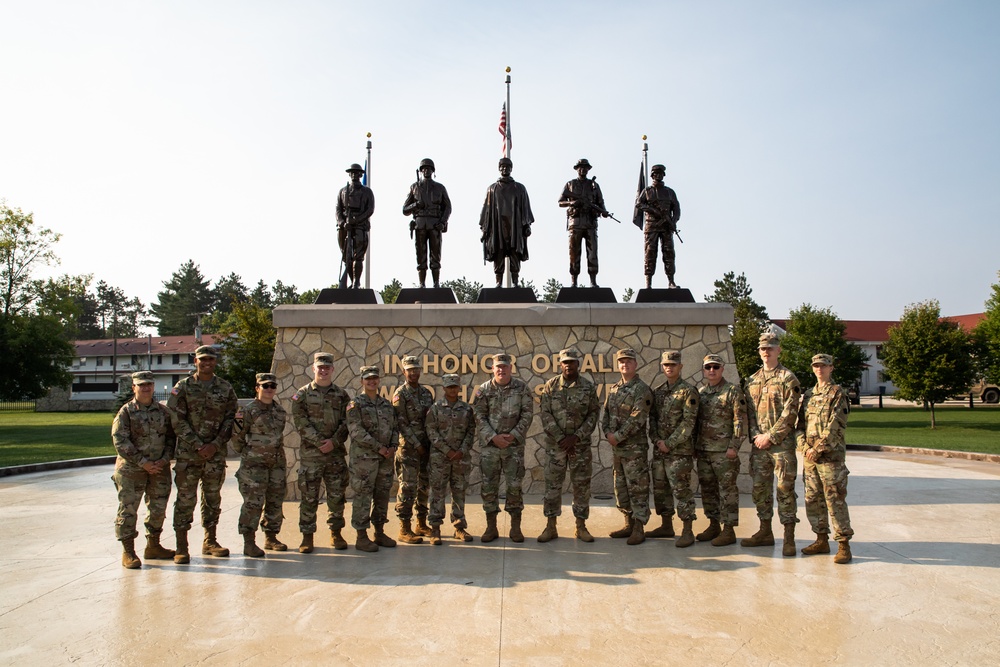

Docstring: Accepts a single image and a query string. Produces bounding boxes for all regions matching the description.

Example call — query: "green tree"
[621,287,635,303]
[215,301,276,397]
[150,260,214,336]
[96,281,146,339]
[780,303,868,390]
[273,279,300,305]
[881,300,975,428]
[34,273,101,339]
[0,312,74,399]
[1,200,62,317]
[380,279,402,304]
[442,277,482,304]
[212,273,248,315]
[542,278,562,303]
[972,271,1000,385]
[705,271,769,379]
[249,280,273,308]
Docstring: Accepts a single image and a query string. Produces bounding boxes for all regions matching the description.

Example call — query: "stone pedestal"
[271,302,746,501]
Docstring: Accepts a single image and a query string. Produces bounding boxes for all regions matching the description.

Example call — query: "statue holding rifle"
[636,163,682,289]
[336,163,375,289]
[402,158,452,289]
[558,158,621,288]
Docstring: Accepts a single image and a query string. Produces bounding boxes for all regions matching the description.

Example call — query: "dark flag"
[632,161,646,229]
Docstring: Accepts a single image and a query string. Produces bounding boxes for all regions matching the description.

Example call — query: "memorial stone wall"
[270,301,744,500]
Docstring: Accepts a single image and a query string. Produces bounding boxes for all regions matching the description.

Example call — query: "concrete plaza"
[1,450,998,666]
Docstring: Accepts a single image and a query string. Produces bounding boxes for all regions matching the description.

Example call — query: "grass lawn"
[0,411,116,467]
[848,406,1000,455]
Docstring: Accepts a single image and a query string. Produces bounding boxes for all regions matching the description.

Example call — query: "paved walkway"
[1,451,998,665]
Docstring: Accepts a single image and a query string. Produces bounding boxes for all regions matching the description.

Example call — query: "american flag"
[498,103,510,155]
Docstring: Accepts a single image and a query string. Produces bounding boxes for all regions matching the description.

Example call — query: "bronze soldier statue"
[336,163,375,289]
[479,157,533,288]
[558,158,609,288]
[636,164,681,289]
[402,158,452,288]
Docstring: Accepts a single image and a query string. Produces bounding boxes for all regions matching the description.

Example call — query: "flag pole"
[642,134,648,180]
[365,132,372,291]
[504,67,512,287]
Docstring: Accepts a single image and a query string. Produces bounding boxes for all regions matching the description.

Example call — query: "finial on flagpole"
[367,132,372,138]
[642,135,647,140]
[505,66,511,73]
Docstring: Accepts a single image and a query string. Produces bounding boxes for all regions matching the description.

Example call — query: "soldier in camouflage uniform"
[392,355,434,544]
[291,352,351,553]
[743,332,802,557]
[111,371,176,569]
[472,352,535,543]
[346,365,399,552]
[231,373,287,558]
[695,354,747,547]
[647,350,700,547]
[537,347,600,543]
[601,348,653,546]
[425,373,476,545]
[795,354,854,564]
[168,345,238,564]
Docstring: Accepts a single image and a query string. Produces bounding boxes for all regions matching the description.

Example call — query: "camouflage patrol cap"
[346,163,365,173]
[758,333,780,348]
[419,158,435,171]
[650,164,666,174]
[195,345,218,358]
[131,371,155,385]
[492,353,513,366]
[703,354,725,367]
[615,348,638,361]
[661,350,682,365]
[442,374,461,387]
[811,354,834,366]
[256,373,277,384]
[360,365,380,379]
[574,158,592,170]
[314,352,335,366]
[402,355,421,370]
[559,347,581,362]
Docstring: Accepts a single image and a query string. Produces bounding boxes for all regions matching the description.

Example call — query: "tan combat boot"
[331,529,348,551]
[696,519,720,542]
[782,524,796,557]
[509,512,524,543]
[575,518,594,543]
[481,512,499,543]
[415,515,433,537]
[355,530,379,553]
[801,533,831,555]
[264,532,287,551]
[243,532,265,558]
[610,516,633,539]
[741,519,774,547]
[834,540,853,564]
[429,525,442,546]
[646,515,675,538]
[537,516,558,543]
[711,524,737,546]
[121,538,142,569]
[373,526,397,548]
[397,519,423,544]
[174,530,190,564]
[626,520,646,545]
[144,533,175,560]
[298,533,314,554]
[202,526,230,557]
[454,526,474,542]
[675,520,695,548]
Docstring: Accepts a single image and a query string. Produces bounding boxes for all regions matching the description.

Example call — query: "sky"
[3,0,998,328]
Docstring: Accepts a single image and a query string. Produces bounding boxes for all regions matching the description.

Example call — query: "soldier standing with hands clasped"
[743,332,802,557]
[111,371,176,569]
[425,373,477,545]
[537,347,601,543]
[796,354,854,564]
[231,373,288,558]
[168,345,238,564]
[402,158,452,288]
[602,348,653,546]
[392,355,435,544]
